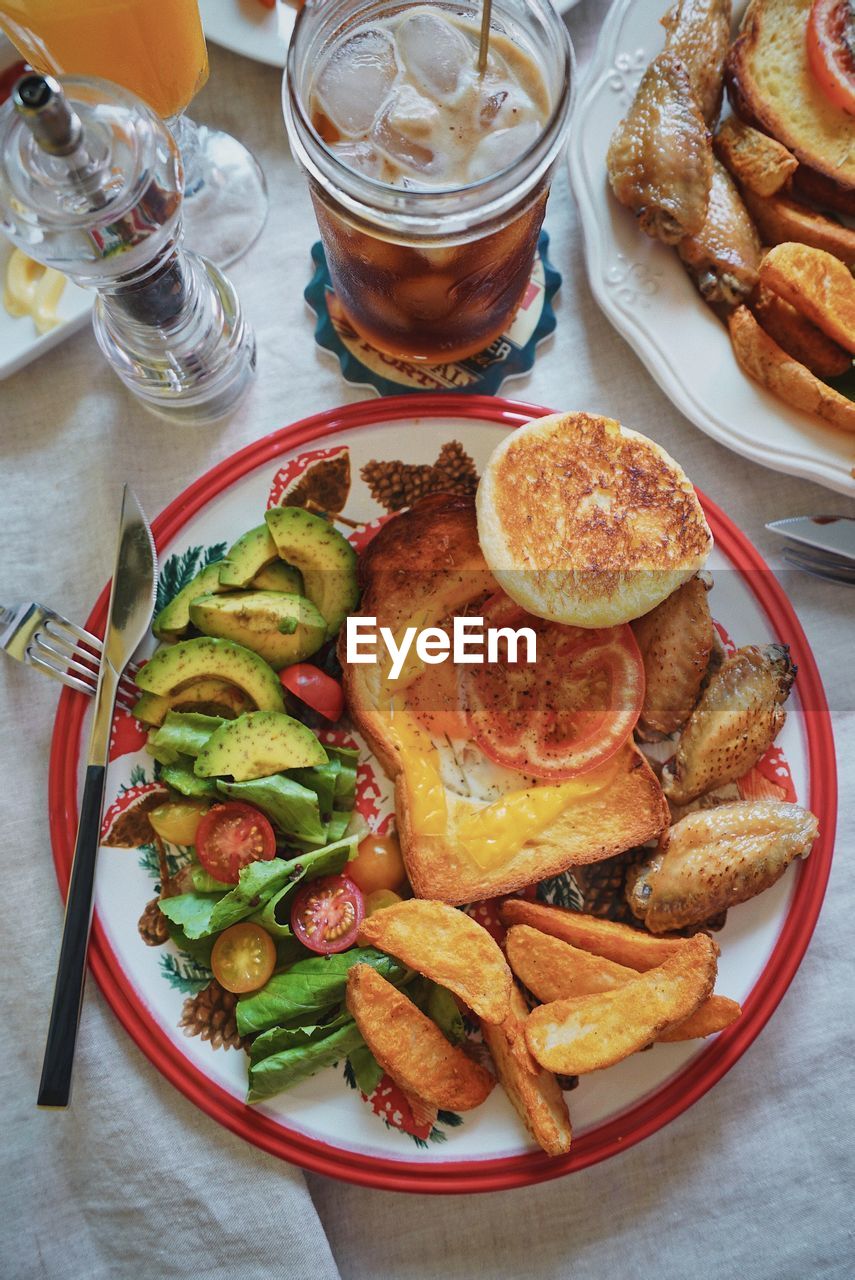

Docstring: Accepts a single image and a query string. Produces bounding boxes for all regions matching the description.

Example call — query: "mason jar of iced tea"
[283,0,574,363]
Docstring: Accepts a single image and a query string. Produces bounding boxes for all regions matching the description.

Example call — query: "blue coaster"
[304,230,561,397]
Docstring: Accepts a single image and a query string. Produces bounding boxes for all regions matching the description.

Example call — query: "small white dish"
[567,0,855,498]
[199,0,293,70]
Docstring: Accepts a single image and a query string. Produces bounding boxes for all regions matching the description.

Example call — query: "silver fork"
[781,546,855,587]
[0,602,140,711]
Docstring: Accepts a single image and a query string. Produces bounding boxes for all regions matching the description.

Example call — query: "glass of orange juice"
[0,0,267,265]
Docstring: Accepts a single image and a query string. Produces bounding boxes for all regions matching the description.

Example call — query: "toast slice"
[725,0,855,197]
[341,494,669,904]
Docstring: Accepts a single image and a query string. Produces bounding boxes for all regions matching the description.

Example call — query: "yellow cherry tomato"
[148,798,210,846]
[348,834,406,894]
[364,889,403,916]
[211,922,276,994]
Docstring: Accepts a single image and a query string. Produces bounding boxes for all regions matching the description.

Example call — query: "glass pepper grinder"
[0,74,256,425]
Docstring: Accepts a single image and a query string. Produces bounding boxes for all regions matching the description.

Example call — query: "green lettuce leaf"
[247,1021,365,1103]
[149,712,225,763]
[157,891,223,940]
[249,1009,351,1067]
[216,773,327,846]
[427,983,466,1045]
[348,1043,383,1096]
[290,758,340,822]
[160,757,219,798]
[249,837,356,938]
[236,947,407,1037]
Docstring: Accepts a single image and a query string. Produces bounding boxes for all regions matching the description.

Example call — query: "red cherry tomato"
[459,593,645,780]
[211,922,276,994]
[290,873,364,954]
[279,663,345,721]
[194,801,277,884]
[807,0,855,115]
[0,61,32,106]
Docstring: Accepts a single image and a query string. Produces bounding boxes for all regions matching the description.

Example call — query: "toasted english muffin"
[341,494,670,904]
[725,0,855,199]
[476,413,713,628]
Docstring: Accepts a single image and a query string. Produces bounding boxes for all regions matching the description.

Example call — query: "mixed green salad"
[124,503,465,1105]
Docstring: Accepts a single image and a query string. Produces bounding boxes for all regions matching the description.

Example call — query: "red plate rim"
[48,394,837,1194]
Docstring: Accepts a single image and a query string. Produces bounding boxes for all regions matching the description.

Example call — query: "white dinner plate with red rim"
[567,0,855,498]
[48,395,836,1193]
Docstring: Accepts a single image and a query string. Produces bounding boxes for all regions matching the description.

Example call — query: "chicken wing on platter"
[632,574,714,738]
[661,0,733,126]
[626,799,818,931]
[678,159,761,305]
[607,51,713,245]
[662,644,796,805]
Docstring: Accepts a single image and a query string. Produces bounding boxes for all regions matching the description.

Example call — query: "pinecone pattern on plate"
[361,441,479,512]
[179,980,247,1052]
[574,848,650,925]
[138,897,169,947]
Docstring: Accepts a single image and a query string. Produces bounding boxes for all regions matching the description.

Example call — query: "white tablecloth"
[2,2,853,1275]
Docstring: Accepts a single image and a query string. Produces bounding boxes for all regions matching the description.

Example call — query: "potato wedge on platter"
[524,934,719,1075]
[358,899,513,1024]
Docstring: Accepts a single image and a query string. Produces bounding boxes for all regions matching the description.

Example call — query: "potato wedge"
[714,117,797,198]
[506,925,740,1043]
[760,243,855,353]
[750,283,851,380]
[481,984,572,1157]
[346,965,494,1111]
[498,900,688,970]
[729,305,855,434]
[741,188,855,270]
[358,900,512,1023]
[524,933,718,1074]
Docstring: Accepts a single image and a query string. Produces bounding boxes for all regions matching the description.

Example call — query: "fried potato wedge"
[498,900,689,971]
[729,305,855,433]
[760,243,855,353]
[658,995,742,1042]
[357,899,512,1024]
[524,934,718,1074]
[481,984,572,1157]
[741,188,855,270]
[346,965,494,1111]
[750,283,851,380]
[506,926,740,1043]
[714,116,797,197]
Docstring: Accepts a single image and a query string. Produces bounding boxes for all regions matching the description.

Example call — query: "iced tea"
[285,0,573,363]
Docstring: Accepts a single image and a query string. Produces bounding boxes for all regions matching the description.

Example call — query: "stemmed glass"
[0,0,267,266]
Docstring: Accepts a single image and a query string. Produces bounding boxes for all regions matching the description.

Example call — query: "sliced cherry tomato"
[348,833,407,894]
[194,801,276,884]
[364,888,403,916]
[279,663,345,721]
[807,0,855,115]
[290,873,364,954]
[0,61,31,106]
[459,593,645,780]
[211,922,276,994]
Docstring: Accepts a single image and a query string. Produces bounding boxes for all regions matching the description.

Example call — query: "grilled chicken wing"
[678,159,761,306]
[662,644,796,804]
[626,799,818,931]
[661,0,732,126]
[632,575,714,737]
[607,52,713,245]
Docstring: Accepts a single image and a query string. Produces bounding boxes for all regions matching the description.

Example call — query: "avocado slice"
[195,711,328,781]
[152,562,231,641]
[189,591,326,669]
[133,678,254,726]
[219,524,279,588]
[135,637,285,712]
[264,507,358,639]
[251,560,303,594]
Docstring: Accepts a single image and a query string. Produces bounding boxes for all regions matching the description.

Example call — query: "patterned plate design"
[49,396,836,1192]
